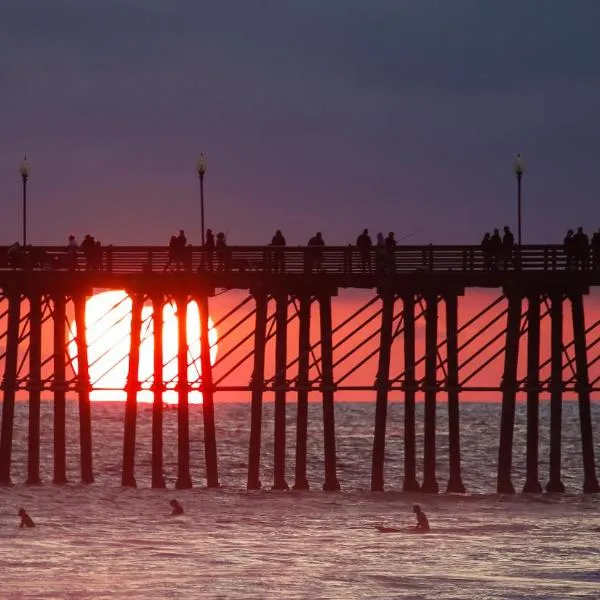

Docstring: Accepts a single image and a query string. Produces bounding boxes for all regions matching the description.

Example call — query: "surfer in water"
[170,499,184,516]
[375,505,431,533]
[412,504,430,532]
[18,508,35,528]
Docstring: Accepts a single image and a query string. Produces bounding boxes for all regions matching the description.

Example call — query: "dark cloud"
[4,1,600,95]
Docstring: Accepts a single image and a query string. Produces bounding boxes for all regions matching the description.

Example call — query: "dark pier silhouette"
[0,243,599,494]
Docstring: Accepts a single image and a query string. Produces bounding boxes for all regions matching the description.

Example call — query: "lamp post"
[514,153,524,246]
[19,156,30,246]
[196,153,207,247]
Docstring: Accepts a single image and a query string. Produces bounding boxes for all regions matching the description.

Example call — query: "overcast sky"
[1,0,599,246]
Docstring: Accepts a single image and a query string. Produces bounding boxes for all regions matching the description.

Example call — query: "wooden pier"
[0,243,599,493]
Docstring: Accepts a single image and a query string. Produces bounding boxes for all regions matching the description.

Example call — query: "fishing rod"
[397,229,424,243]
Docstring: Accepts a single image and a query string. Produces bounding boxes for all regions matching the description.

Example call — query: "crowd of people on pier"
[563,227,600,270]
[159,227,400,275]
[480,226,515,270]
[479,225,600,271]
[6,242,54,269]
[78,234,103,270]
[5,226,600,274]
[5,234,105,271]
[157,225,600,275]
[163,228,229,272]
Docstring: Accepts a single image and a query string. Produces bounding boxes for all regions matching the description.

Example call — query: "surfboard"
[375,525,401,533]
[375,525,429,534]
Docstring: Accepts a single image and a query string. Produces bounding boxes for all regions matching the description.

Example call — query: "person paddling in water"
[18,508,35,528]
[170,499,184,516]
[412,504,430,532]
[375,504,431,533]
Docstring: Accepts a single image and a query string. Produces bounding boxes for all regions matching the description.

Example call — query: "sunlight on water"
[1,402,599,599]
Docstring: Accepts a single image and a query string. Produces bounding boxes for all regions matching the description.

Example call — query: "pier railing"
[0,244,586,274]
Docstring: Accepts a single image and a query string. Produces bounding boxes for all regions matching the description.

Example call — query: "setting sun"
[67,290,217,403]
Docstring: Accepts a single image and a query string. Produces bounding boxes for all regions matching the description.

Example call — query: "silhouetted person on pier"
[18,508,35,528]
[375,232,385,275]
[481,233,492,270]
[28,246,50,269]
[573,227,589,270]
[79,235,102,271]
[22,245,35,269]
[384,232,396,273]
[591,228,600,270]
[412,504,429,532]
[165,230,188,272]
[308,232,325,271]
[6,242,22,269]
[502,226,515,269]
[356,229,372,272]
[165,235,179,271]
[81,234,95,270]
[67,235,78,271]
[95,240,103,271]
[204,229,215,271]
[216,232,229,271]
[170,499,184,516]
[490,228,502,269]
[176,230,187,262]
[270,230,286,273]
[564,229,575,270]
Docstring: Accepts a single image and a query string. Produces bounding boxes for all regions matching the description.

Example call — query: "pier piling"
[0,293,20,485]
[320,294,340,491]
[52,294,67,484]
[248,291,267,490]
[497,293,521,494]
[75,293,94,483]
[571,293,600,493]
[273,293,289,490]
[26,293,42,485]
[445,292,465,493]
[371,289,394,491]
[199,294,219,488]
[402,294,420,492]
[293,294,311,491]
[151,295,166,488]
[523,294,542,493]
[546,292,565,492]
[175,294,192,489]
[122,293,142,487]
[422,294,439,493]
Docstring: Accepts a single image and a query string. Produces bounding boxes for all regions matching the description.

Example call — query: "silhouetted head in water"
[170,499,184,516]
[18,508,35,528]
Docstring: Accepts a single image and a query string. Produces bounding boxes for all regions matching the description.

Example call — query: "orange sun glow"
[67,290,218,403]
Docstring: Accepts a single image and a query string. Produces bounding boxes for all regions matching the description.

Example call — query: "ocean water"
[1,400,600,599]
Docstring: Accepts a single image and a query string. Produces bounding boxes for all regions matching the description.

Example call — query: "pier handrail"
[0,243,582,274]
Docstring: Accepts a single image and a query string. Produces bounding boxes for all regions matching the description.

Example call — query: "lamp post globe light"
[513,153,524,247]
[196,153,207,247]
[19,156,30,246]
